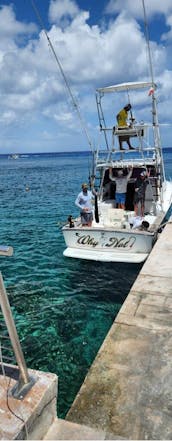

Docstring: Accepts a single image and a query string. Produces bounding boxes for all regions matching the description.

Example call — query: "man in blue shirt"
[75,183,95,226]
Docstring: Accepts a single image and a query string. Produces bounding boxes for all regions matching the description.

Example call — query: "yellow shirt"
[116,109,128,127]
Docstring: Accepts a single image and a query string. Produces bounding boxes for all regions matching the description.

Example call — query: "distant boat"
[8,154,19,160]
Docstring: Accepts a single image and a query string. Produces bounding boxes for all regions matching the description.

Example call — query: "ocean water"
[0,149,171,417]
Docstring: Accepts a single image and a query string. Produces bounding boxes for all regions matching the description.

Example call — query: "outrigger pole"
[31,0,94,155]
[142,0,165,183]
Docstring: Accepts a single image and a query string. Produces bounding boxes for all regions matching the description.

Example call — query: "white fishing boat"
[33,0,172,264]
[62,80,172,263]
[61,0,172,263]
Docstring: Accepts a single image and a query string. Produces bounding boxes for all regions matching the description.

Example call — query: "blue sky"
[0,0,172,153]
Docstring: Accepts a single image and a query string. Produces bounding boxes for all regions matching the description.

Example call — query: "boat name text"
[75,233,136,249]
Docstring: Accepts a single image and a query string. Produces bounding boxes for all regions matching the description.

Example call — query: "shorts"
[118,128,130,142]
[81,211,93,225]
[134,194,145,205]
[115,193,126,204]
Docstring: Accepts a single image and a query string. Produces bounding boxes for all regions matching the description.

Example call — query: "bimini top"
[96,81,157,94]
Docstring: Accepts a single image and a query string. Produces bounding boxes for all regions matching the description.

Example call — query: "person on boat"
[116,104,135,150]
[134,169,150,217]
[109,165,133,209]
[75,183,95,227]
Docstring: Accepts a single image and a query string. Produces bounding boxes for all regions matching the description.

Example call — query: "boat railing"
[95,147,158,167]
[99,122,159,153]
[114,124,145,137]
[0,272,36,399]
[100,122,149,134]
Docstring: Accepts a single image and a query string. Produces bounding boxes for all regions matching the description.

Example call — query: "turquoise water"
[0,150,171,417]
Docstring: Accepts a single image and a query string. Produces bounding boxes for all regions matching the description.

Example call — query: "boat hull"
[62,226,156,263]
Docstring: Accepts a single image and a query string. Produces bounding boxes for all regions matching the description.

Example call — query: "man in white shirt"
[109,166,133,209]
[75,183,95,226]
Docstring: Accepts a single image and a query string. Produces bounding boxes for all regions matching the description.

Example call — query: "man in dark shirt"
[134,170,150,217]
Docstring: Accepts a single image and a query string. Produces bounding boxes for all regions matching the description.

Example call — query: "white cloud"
[161,14,172,41]
[0,110,16,125]
[0,4,36,39]
[105,0,172,19]
[49,0,80,25]
[0,1,171,152]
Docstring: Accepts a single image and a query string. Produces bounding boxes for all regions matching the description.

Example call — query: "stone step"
[43,418,109,440]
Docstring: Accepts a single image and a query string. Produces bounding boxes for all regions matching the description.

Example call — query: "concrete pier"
[66,220,172,439]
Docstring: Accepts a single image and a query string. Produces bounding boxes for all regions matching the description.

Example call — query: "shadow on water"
[64,258,142,301]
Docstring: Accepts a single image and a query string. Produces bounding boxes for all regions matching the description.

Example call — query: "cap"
[140,171,146,177]
[118,170,123,176]
[124,103,132,110]
[82,183,88,189]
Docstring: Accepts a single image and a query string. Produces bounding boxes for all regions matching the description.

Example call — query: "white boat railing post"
[0,272,36,399]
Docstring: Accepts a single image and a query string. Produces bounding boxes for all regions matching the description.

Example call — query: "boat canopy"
[96,81,157,94]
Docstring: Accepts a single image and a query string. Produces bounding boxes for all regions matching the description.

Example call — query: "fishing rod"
[126,90,135,125]
[31,0,94,154]
[142,0,154,88]
[31,1,98,223]
[142,1,162,144]
[142,0,165,210]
